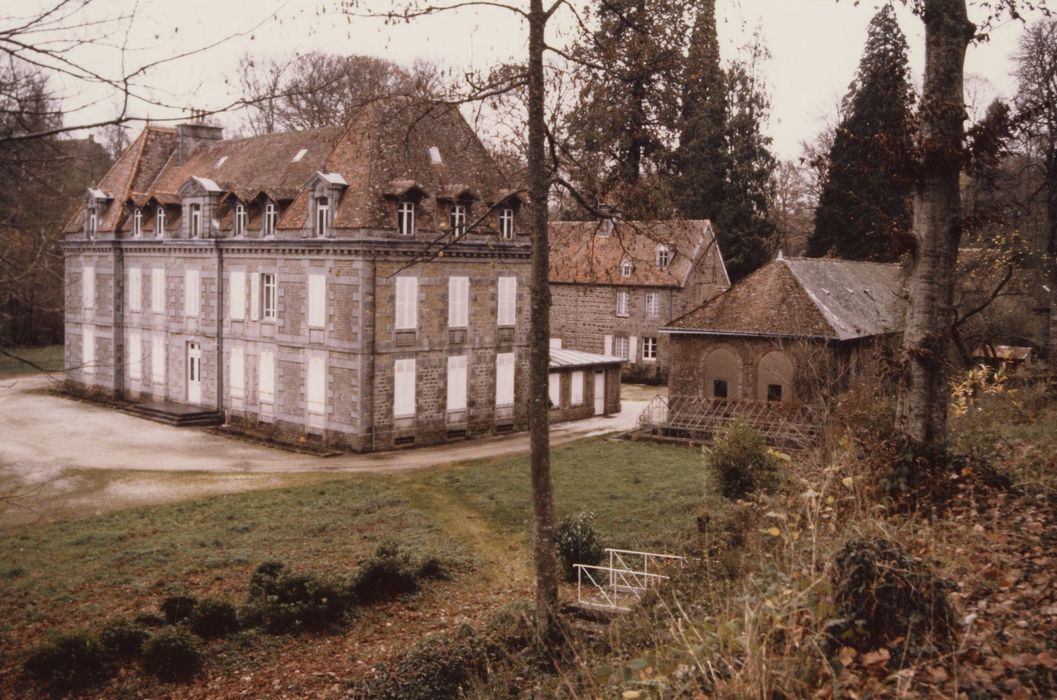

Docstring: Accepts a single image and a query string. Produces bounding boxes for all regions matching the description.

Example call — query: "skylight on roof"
[214,156,227,168]
[429,146,442,165]
[292,148,308,163]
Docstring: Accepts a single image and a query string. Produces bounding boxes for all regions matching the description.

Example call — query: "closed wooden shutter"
[82,325,95,373]
[258,349,275,403]
[570,370,584,405]
[230,346,245,399]
[308,273,326,328]
[495,352,515,407]
[548,372,561,407]
[83,267,95,309]
[129,268,141,311]
[152,335,165,385]
[185,270,200,317]
[393,358,416,417]
[250,273,261,321]
[448,276,469,328]
[497,276,516,326]
[395,277,418,330]
[629,336,638,364]
[306,355,325,414]
[230,271,246,320]
[447,355,468,411]
[604,335,613,355]
[128,329,141,381]
[152,269,165,314]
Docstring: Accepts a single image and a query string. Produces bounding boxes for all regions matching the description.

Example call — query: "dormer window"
[189,203,202,238]
[263,201,277,238]
[449,203,467,237]
[132,207,142,238]
[292,148,307,163]
[620,259,633,277]
[600,219,614,237]
[314,195,330,238]
[156,207,166,238]
[234,203,247,237]
[397,200,415,236]
[656,245,671,270]
[498,208,515,240]
[87,206,98,238]
[429,146,442,164]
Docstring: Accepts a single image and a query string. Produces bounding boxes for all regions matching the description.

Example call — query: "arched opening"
[757,350,794,403]
[703,347,741,400]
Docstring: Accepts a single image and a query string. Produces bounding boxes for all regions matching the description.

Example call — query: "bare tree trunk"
[894,0,975,448]
[526,0,560,642]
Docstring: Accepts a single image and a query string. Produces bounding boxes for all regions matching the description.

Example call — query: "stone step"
[121,403,224,427]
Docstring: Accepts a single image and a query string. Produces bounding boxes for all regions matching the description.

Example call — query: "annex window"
[656,245,671,270]
[713,379,728,399]
[261,273,277,320]
[82,266,95,309]
[230,271,246,321]
[570,370,584,406]
[234,203,247,237]
[189,203,202,238]
[495,352,515,407]
[128,267,142,312]
[642,336,657,361]
[449,203,467,237]
[258,348,275,404]
[128,329,142,382]
[314,196,330,238]
[645,291,661,318]
[132,208,142,237]
[151,268,165,314]
[615,290,629,317]
[548,372,560,407]
[620,259,633,278]
[767,384,783,402]
[87,206,98,238]
[230,346,245,400]
[497,276,517,327]
[82,325,95,374]
[263,201,277,238]
[151,335,165,385]
[395,277,418,330]
[307,355,326,415]
[393,358,416,418]
[397,200,415,236]
[308,273,326,329]
[447,354,468,412]
[448,276,469,328]
[184,269,200,317]
[155,207,165,237]
[498,208,515,240]
[613,335,629,360]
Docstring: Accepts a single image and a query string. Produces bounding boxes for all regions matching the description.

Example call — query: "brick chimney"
[176,120,223,162]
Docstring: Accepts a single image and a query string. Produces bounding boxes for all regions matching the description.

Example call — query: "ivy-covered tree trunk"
[894,0,975,448]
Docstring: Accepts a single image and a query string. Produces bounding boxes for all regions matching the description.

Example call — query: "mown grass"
[0,345,64,376]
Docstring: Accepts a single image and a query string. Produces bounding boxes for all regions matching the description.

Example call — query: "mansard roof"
[663,257,906,341]
[548,219,728,289]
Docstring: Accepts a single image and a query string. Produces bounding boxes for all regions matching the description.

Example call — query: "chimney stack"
[176,117,223,162]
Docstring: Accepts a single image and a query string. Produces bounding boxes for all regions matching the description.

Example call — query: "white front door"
[187,342,202,404]
[594,371,605,415]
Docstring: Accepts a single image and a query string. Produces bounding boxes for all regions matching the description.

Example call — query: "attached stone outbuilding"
[547,347,624,422]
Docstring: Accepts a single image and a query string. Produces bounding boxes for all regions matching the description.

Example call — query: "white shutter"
[308,273,326,329]
[395,277,418,330]
[629,336,638,364]
[495,352,515,406]
[82,325,95,374]
[230,271,246,320]
[82,267,95,309]
[447,355,468,411]
[250,272,261,321]
[152,335,165,385]
[129,268,142,312]
[152,269,165,314]
[230,346,245,399]
[259,348,275,403]
[306,355,325,414]
[128,329,141,381]
[185,270,200,317]
[604,335,613,356]
[571,370,584,405]
[448,276,469,328]
[497,276,516,326]
[548,372,561,407]
[393,358,416,417]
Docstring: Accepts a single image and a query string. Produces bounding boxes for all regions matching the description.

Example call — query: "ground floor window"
[394,358,416,418]
[613,336,629,360]
[642,337,657,361]
[767,384,783,402]
[713,379,728,399]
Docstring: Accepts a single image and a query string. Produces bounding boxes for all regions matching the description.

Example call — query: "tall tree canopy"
[806,5,915,261]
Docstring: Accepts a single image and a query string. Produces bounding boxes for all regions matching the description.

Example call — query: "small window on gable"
[87,205,98,238]
[620,259,633,277]
[600,219,614,237]
[314,195,330,238]
[132,207,142,237]
[397,200,415,236]
[449,203,467,237]
[656,245,671,270]
[156,207,165,237]
[292,148,307,163]
[189,203,202,238]
[234,203,247,237]
[498,207,515,240]
[263,201,277,238]
[429,146,442,164]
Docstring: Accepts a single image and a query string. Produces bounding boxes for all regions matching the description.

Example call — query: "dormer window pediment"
[179,175,223,197]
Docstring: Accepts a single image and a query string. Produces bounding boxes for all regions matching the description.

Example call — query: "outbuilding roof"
[663,257,905,341]
[549,347,625,369]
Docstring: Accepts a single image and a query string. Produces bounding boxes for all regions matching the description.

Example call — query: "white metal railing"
[573,549,686,612]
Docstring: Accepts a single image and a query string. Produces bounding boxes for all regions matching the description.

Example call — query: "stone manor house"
[63,99,540,451]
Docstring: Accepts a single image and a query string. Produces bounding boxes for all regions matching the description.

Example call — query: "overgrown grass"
[0,345,64,376]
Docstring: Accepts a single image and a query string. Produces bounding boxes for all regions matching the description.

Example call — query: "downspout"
[113,240,126,399]
[215,239,224,415]
[368,256,377,452]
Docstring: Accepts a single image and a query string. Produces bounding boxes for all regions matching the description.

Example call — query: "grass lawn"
[0,345,64,376]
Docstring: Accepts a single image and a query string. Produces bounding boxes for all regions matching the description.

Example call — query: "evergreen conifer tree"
[806,5,915,261]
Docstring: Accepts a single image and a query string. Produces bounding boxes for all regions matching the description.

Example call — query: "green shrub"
[99,618,150,658]
[244,562,348,634]
[160,594,197,625]
[24,631,112,693]
[355,624,490,700]
[554,512,605,582]
[133,611,166,628]
[349,543,420,604]
[142,627,203,682]
[416,556,453,581]
[707,421,778,499]
[190,598,238,639]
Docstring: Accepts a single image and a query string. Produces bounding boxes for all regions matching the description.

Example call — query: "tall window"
[497,276,517,326]
[151,335,165,385]
[82,325,95,374]
[613,335,629,360]
[615,290,629,317]
[570,370,584,405]
[261,273,277,320]
[449,203,467,237]
[132,208,142,237]
[230,271,246,320]
[314,196,329,238]
[397,200,415,235]
[498,208,515,239]
[82,266,95,309]
[155,207,165,237]
[234,203,247,237]
[447,355,468,412]
[184,270,200,317]
[645,291,660,317]
[258,348,275,404]
[189,203,202,238]
[308,273,326,329]
[263,201,277,238]
[495,352,515,407]
[395,277,418,330]
[642,337,658,361]
[393,358,416,417]
[656,245,671,270]
[620,259,633,277]
[448,276,469,328]
[129,329,142,382]
[87,206,97,238]
[307,355,326,416]
[151,268,165,314]
[128,267,142,312]
[230,346,245,400]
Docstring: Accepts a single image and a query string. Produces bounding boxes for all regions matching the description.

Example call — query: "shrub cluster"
[707,421,779,499]
[99,618,150,658]
[161,594,197,625]
[554,512,605,582]
[349,542,421,603]
[190,597,239,638]
[23,631,112,694]
[242,561,350,633]
[142,626,204,682]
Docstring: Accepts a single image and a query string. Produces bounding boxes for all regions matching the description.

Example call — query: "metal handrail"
[574,562,673,612]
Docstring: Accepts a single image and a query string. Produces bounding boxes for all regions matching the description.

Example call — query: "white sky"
[5,0,1047,159]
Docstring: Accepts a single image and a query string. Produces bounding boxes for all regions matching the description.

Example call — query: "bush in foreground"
[243,561,349,634]
[24,631,111,693]
[142,627,203,682]
[349,543,420,604]
[355,624,490,700]
[554,512,605,582]
[160,594,197,625]
[99,617,150,658]
[707,421,778,499]
[190,598,238,639]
